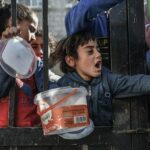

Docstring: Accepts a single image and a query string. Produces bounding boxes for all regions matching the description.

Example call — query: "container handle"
[37,88,77,116]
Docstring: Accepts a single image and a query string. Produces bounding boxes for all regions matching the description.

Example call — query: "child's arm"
[35,59,61,92]
[34,59,44,92]
[16,78,32,97]
[107,72,150,98]
[65,0,124,35]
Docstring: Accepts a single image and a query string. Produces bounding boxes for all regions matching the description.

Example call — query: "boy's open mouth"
[95,61,101,68]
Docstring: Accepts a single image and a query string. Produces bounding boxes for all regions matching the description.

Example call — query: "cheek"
[33,49,38,54]
[79,58,92,68]
[33,48,39,54]
[20,29,29,40]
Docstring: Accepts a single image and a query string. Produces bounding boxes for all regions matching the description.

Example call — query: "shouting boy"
[50,30,150,127]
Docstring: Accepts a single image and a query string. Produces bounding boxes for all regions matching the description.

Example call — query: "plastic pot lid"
[0,36,37,79]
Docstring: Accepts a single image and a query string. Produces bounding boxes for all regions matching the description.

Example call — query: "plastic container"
[59,119,94,140]
[34,86,90,136]
[0,36,37,79]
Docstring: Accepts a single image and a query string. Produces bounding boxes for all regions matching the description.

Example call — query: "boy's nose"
[95,49,101,58]
[38,49,43,58]
[31,34,36,40]
[29,32,36,41]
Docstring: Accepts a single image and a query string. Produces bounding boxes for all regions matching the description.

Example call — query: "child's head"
[31,29,43,59]
[30,29,57,61]
[0,3,38,42]
[52,30,102,81]
[16,4,38,42]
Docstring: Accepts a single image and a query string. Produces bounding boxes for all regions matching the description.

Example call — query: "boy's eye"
[29,26,36,33]
[87,49,93,54]
[32,46,38,49]
[31,44,38,49]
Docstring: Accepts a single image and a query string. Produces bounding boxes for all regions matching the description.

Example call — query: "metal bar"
[11,0,17,26]
[0,126,130,147]
[114,128,150,134]
[42,0,49,91]
[8,0,17,127]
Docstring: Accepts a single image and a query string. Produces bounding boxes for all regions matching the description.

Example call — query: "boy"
[0,3,42,127]
[50,30,150,126]
[65,0,125,68]
[30,29,60,85]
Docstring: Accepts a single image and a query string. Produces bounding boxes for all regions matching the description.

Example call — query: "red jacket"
[0,76,41,127]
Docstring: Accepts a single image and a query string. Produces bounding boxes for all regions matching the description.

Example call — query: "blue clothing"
[0,38,43,97]
[0,60,44,98]
[35,60,60,90]
[146,49,150,71]
[20,83,32,97]
[50,67,150,126]
[65,0,124,37]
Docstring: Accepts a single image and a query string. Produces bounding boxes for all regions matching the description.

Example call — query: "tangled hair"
[51,30,96,73]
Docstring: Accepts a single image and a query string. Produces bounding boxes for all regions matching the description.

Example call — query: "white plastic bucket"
[0,36,37,79]
[34,86,90,135]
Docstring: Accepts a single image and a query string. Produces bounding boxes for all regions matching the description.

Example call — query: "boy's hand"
[16,78,23,88]
[2,26,20,40]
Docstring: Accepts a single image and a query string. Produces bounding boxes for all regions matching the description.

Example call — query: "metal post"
[42,0,49,91]
[8,0,17,127]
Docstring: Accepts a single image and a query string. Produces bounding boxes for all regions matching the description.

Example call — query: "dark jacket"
[65,0,124,37]
[0,60,43,98]
[54,67,150,126]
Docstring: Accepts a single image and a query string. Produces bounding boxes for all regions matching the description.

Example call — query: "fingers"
[1,26,20,40]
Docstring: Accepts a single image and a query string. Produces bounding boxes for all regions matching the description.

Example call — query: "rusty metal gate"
[0,0,149,150]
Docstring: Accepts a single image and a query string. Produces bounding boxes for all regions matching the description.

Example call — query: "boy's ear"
[65,55,75,68]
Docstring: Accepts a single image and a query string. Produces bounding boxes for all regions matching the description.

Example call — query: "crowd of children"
[0,1,150,140]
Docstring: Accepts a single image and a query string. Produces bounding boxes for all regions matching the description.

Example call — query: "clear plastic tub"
[0,36,37,79]
[34,86,90,135]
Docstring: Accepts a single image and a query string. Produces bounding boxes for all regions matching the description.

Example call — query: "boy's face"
[31,36,43,59]
[18,13,38,43]
[74,40,102,81]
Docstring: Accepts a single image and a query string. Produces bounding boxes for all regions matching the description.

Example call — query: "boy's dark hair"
[0,3,36,37]
[51,30,96,73]
[0,3,11,36]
